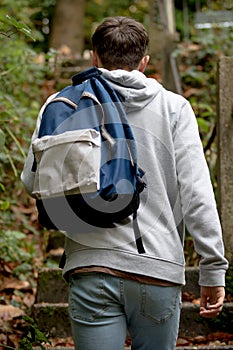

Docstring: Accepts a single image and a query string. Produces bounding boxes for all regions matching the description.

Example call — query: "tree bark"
[49,0,85,57]
[217,57,233,265]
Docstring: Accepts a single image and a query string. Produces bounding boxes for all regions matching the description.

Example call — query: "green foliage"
[0,229,36,282]
[0,231,32,263]
[0,6,45,184]
[0,14,35,40]
[173,24,233,193]
[226,267,233,297]
[0,2,46,271]
[172,15,233,264]
[0,315,50,350]
[18,316,51,350]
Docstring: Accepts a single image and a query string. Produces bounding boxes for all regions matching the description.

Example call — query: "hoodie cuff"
[199,268,226,287]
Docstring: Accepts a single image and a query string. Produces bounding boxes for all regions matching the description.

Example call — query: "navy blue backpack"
[32,67,146,256]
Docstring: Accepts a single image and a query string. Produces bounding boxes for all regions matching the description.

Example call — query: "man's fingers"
[199,299,223,318]
[200,307,222,318]
[208,300,224,310]
[199,286,225,318]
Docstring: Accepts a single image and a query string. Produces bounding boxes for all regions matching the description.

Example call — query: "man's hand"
[200,286,225,318]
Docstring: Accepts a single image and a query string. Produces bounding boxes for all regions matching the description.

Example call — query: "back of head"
[91,16,149,71]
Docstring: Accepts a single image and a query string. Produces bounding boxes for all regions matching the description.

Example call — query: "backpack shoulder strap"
[48,96,78,109]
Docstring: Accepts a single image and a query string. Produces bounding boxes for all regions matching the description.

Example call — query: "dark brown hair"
[91,16,149,70]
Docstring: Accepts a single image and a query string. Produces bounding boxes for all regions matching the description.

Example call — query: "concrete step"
[33,303,70,338]
[179,302,233,336]
[33,267,233,339]
[32,300,233,339]
[36,268,67,304]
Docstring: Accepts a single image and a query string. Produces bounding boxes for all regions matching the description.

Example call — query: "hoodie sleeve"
[173,100,228,287]
[21,93,58,196]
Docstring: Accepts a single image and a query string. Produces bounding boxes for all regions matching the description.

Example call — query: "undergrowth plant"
[18,316,51,350]
[174,25,233,265]
[175,25,233,172]
[0,6,46,269]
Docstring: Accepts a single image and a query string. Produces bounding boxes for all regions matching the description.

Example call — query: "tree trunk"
[49,0,85,57]
[148,0,164,59]
[148,0,181,93]
[217,57,233,265]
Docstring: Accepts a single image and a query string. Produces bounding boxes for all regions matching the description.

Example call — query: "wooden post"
[161,0,182,93]
[217,57,233,265]
[164,0,176,34]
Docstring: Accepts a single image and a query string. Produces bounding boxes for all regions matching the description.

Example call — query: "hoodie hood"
[99,68,162,112]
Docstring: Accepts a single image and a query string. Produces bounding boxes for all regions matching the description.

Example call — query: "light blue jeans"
[68,272,182,350]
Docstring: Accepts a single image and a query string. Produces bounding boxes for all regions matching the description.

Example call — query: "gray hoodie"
[21,68,228,286]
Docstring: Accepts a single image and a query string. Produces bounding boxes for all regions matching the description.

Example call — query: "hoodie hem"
[62,248,186,286]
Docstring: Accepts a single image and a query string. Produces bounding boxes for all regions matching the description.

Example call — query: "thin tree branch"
[204,124,216,153]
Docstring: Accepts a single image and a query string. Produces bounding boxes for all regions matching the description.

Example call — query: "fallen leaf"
[1,279,30,291]
[50,337,74,347]
[182,291,195,302]
[0,305,24,321]
[1,261,14,274]
[0,333,7,343]
[23,293,35,308]
[176,337,191,346]
[183,88,202,98]
[194,335,206,343]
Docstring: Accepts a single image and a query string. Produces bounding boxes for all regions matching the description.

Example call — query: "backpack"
[31,67,146,255]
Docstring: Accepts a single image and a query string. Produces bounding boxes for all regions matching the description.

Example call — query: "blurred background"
[0,1,232,346]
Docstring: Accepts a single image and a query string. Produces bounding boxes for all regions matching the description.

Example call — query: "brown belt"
[70,266,180,286]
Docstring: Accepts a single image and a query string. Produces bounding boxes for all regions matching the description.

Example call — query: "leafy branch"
[0,29,17,38]
[0,15,35,41]
[18,316,51,350]
[0,316,51,350]
[5,125,26,160]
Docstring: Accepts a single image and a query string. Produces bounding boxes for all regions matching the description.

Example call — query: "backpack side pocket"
[32,129,101,199]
